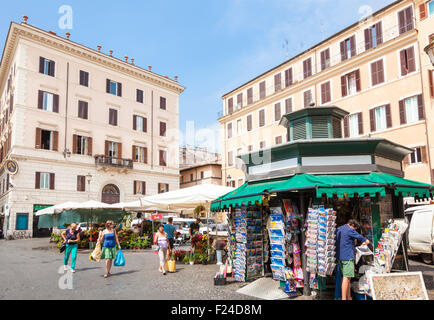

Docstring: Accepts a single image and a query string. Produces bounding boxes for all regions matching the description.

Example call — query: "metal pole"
[300,192,311,296]
[207,209,210,257]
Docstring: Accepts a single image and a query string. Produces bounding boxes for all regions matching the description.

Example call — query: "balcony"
[95,155,133,169]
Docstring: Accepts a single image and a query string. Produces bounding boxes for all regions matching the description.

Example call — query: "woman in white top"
[154,225,169,275]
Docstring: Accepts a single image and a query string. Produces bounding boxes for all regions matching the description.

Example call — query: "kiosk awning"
[211,173,433,211]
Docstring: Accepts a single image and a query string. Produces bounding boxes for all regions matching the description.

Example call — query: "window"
[36,172,54,190]
[321,81,331,104]
[285,98,293,114]
[364,22,383,50]
[236,119,242,135]
[275,136,283,145]
[106,79,122,96]
[430,1,434,16]
[400,47,416,76]
[341,70,361,97]
[133,115,147,132]
[349,114,360,137]
[259,141,266,149]
[78,101,88,119]
[303,90,313,108]
[247,115,253,132]
[200,171,204,179]
[409,147,427,164]
[274,103,281,121]
[227,123,233,139]
[160,122,167,137]
[398,6,414,35]
[158,183,169,194]
[228,98,233,114]
[38,91,59,113]
[77,176,86,192]
[370,104,391,132]
[228,151,234,167]
[73,135,91,155]
[137,89,144,103]
[237,93,243,109]
[248,145,253,152]
[371,60,385,86]
[39,57,55,77]
[160,97,167,110]
[285,68,293,87]
[109,108,118,126]
[340,36,356,61]
[159,150,167,167]
[259,109,265,127]
[134,181,146,195]
[247,88,253,105]
[79,71,89,87]
[274,73,282,92]
[35,129,58,151]
[320,49,330,71]
[106,141,120,158]
[303,58,312,79]
[133,146,148,164]
[399,95,425,125]
[259,81,266,99]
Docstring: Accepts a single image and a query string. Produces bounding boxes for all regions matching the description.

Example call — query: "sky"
[0,0,395,153]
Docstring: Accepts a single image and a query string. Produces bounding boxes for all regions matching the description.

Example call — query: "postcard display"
[268,200,304,293]
[305,206,337,289]
[232,207,265,282]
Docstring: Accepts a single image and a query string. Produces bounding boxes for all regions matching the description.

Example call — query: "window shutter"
[340,41,347,61]
[421,146,428,163]
[106,79,111,93]
[376,21,383,45]
[403,155,410,167]
[355,70,361,92]
[105,140,109,156]
[35,172,41,189]
[53,131,59,151]
[237,93,243,107]
[259,110,265,127]
[344,116,349,138]
[398,10,406,34]
[114,110,118,126]
[109,109,113,125]
[72,134,77,154]
[358,113,364,135]
[38,90,44,109]
[400,50,407,76]
[84,102,88,119]
[405,6,414,32]
[133,115,137,130]
[133,181,137,195]
[247,115,252,132]
[364,28,372,51]
[77,176,82,192]
[377,60,384,84]
[274,74,281,92]
[160,122,167,137]
[420,3,428,20]
[53,94,59,113]
[385,104,392,128]
[117,83,122,97]
[228,98,233,114]
[417,94,425,120]
[429,70,434,98]
[35,128,42,149]
[320,51,326,70]
[227,123,232,138]
[142,182,146,195]
[341,76,347,97]
[370,109,376,132]
[49,61,55,77]
[259,81,266,99]
[350,36,356,57]
[285,68,293,87]
[39,57,45,74]
[406,47,416,73]
[285,98,292,114]
[132,146,137,162]
[274,103,281,122]
[399,100,407,125]
[144,117,147,133]
[160,96,166,110]
[371,61,378,85]
[144,147,148,164]
[87,137,92,156]
[247,88,253,104]
[50,173,55,190]
[118,143,122,159]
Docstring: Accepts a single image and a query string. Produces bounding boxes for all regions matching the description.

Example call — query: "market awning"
[211,172,433,211]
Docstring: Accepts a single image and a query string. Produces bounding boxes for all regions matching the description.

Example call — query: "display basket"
[214,277,227,286]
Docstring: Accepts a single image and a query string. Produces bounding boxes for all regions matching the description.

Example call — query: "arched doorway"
[101,184,120,204]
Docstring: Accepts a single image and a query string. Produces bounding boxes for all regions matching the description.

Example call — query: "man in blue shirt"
[336,219,370,300]
[164,217,177,255]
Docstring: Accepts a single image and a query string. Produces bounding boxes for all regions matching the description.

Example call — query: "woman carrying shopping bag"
[154,225,169,275]
[61,223,80,273]
[98,220,121,278]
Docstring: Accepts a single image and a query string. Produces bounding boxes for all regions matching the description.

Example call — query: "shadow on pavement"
[104,270,140,277]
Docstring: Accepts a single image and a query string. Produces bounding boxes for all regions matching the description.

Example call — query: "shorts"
[168,238,174,250]
[339,259,355,278]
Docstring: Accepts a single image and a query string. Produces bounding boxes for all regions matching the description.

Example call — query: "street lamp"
[424,42,434,66]
[227,175,232,187]
[86,173,92,201]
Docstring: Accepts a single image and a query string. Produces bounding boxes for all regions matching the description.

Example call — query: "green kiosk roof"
[210,172,434,211]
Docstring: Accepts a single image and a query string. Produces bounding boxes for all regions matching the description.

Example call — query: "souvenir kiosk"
[211,106,433,298]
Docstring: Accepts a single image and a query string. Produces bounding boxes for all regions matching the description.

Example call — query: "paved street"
[1,238,433,300]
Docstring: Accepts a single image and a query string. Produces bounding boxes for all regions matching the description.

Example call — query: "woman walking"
[154,225,169,275]
[98,220,121,278]
[61,223,80,273]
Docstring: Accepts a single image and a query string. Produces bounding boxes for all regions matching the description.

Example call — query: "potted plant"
[189,253,195,265]
[183,255,189,265]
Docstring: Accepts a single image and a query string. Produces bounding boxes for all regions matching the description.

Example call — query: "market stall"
[211,106,434,298]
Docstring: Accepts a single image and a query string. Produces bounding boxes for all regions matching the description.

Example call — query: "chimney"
[148,66,152,71]
[66,32,71,40]
[97,45,102,53]
[109,50,113,57]
[22,15,28,24]
[124,56,128,63]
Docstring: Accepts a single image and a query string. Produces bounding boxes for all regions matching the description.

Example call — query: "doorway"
[102,184,120,204]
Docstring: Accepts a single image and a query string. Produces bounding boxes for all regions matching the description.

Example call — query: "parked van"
[405,205,434,264]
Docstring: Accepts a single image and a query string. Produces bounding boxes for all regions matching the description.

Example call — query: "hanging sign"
[152,214,163,221]
[5,160,18,175]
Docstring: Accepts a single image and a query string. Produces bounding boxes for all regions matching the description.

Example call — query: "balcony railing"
[95,155,133,169]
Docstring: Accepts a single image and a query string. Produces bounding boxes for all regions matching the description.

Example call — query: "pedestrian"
[164,217,178,256]
[189,218,201,252]
[98,220,121,278]
[61,223,80,273]
[335,219,370,300]
[154,224,169,275]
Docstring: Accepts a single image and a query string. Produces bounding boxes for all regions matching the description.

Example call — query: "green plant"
[194,205,206,218]
[183,256,190,264]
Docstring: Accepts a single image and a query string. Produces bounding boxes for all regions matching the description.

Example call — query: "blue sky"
[0,0,394,152]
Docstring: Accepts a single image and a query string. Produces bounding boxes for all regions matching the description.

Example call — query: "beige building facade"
[0,21,184,238]
[220,0,434,188]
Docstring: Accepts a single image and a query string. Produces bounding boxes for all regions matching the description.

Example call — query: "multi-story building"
[220,0,434,188]
[179,146,222,188]
[0,19,184,238]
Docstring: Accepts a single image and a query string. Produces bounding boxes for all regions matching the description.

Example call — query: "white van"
[405,204,434,264]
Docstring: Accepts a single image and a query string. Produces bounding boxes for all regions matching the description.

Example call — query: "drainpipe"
[151,90,154,169]
[64,62,69,158]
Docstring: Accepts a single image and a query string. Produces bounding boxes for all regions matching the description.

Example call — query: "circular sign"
[5,160,18,175]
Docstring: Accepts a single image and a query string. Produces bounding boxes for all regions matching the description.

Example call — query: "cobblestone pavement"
[1,239,433,300]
